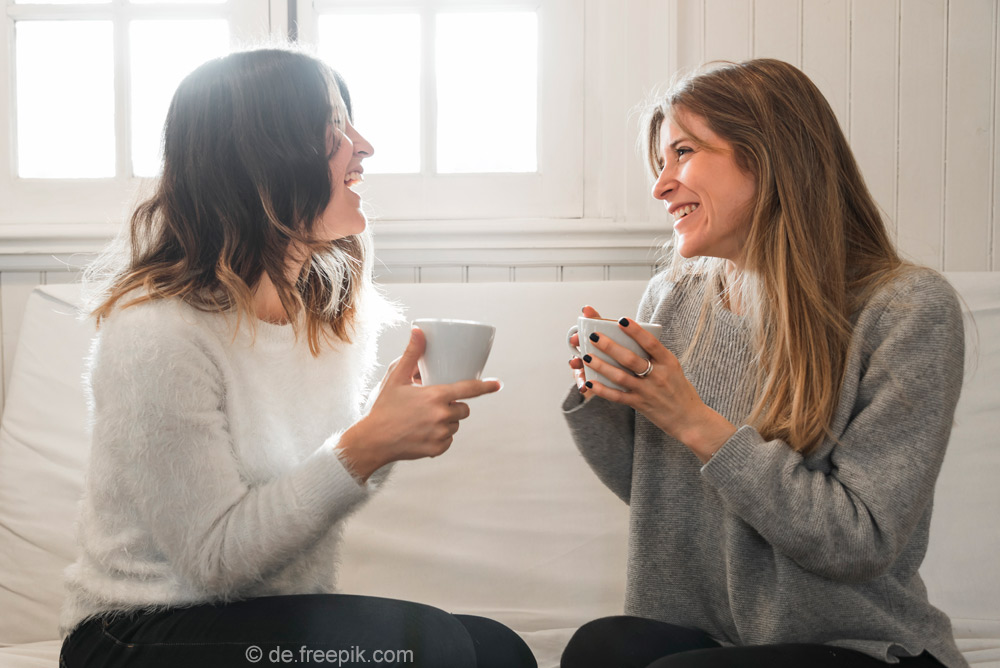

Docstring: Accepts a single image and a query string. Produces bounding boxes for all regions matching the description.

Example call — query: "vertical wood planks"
[801,0,851,133]
[850,0,899,227]
[994,0,1000,270]
[753,0,800,64]
[704,0,752,63]
[944,0,995,271]
[896,0,947,268]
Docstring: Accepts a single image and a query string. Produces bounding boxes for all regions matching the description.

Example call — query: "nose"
[651,164,675,202]
[348,125,374,159]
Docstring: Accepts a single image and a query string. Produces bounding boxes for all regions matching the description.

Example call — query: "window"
[0,0,583,241]
[295,0,583,220]
[0,0,270,230]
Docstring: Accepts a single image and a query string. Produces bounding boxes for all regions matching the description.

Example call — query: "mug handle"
[567,324,581,356]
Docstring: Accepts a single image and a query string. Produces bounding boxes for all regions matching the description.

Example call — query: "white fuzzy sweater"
[60,297,389,636]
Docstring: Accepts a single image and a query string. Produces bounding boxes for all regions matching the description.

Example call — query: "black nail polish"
[583,354,592,363]
[619,317,629,327]
[585,381,593,388]
[589,333,600,342]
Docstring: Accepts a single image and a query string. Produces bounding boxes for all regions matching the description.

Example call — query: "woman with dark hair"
[58,47,535,668]
[561,59,967,668]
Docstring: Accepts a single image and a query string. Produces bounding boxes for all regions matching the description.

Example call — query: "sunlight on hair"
[130,20,229,177]
[318,14,421,174]
[16,20,115,178]
[436,11,537,173]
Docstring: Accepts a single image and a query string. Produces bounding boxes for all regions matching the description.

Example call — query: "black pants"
[561,616,947,668]
[60,594,536,668]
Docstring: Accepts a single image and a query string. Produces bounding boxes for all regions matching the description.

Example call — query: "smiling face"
[651,109,757,268]
[314,118,374,241]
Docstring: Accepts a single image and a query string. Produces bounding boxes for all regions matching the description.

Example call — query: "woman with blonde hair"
[58,47,535,668]
[562,58,966,668]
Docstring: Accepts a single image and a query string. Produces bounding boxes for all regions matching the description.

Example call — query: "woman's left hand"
[581,317,738,462]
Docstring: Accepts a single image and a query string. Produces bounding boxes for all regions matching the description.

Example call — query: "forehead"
[658,109,723,152]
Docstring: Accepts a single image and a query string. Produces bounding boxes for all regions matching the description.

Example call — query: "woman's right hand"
[569,305,602,394]
[337,327,501,483]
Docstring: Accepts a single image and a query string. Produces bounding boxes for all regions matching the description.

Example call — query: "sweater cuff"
[699,424,767,487]
[292,433,370,519]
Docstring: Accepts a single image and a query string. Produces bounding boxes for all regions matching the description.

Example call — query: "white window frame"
[0,0,272,238]
[294,0,584,222]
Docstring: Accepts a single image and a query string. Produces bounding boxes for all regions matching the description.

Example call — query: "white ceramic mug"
[413,319,496,386]
[567,317,663,391]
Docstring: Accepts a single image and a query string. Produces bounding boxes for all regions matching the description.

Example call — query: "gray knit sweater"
[563,268,967,667]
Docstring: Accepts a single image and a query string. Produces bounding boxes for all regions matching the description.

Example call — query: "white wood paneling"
[897,0,948,267]
[514,266,560,282]
[994,2,1000,270]
[753,0,800,64]
[944,0,995,271]
[850,0,899,225]
[468,266,513,283]
[801,0,850,133]
[705,0,752,63]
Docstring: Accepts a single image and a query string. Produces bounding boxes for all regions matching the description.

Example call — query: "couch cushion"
[0,285,94,645]
[920,273,1000,662]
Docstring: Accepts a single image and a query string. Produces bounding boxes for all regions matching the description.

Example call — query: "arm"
[700,273,965,582]
[563,392,636,503]
[561,279,669,503]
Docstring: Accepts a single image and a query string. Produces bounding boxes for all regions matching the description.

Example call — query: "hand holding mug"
[568,308,737,462]
[338,327,501,482]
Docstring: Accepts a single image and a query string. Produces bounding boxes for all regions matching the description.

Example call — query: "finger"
[585,331,650,376]
[581,352,640,392]
[449,401,471,421]
[443,378,503,401]
[388,327,426,385]
[616,318,666,361]
[582,377,635,407]
[569,356,584,370]
[581,305,602,319]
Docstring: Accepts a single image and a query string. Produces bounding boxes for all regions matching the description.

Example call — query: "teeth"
[345,171,363,187]
[672,204,699,221]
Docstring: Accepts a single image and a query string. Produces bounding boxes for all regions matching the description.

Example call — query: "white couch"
[0,275,997,668]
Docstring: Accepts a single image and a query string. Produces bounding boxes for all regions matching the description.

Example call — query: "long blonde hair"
[643,59,910,453]
[88,48,380,354]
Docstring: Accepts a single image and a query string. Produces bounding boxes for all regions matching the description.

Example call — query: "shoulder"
[857,266,962,334]
[639,271,705,313]
[94,297,225,377]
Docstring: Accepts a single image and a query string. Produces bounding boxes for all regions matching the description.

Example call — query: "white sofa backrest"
[0,275,997,665]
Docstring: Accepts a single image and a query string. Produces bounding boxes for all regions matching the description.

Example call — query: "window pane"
[318,14,421,174]
[16,21,115,178]
[130,20,229,176]
[436,11,537,173]
[129,0,224,4]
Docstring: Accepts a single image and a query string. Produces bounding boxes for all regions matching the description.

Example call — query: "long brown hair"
[643,59,909,453]
[88,47,380,354]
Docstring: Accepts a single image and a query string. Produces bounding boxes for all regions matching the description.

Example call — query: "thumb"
[388,326,425,385]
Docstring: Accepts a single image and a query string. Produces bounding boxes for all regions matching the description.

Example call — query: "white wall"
[1,0,998,407]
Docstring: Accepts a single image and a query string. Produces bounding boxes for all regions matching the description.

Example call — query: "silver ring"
[636,358,653,378]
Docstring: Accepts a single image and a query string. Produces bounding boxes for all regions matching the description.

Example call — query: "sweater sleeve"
[91,307,371,597]
[561,278,668,504]
[699,273,965,583]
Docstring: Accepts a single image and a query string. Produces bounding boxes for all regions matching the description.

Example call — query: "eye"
[675,146,693,159]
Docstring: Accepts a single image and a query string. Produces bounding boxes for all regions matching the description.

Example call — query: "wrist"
[679,407,738,464]
[337,418,385,484]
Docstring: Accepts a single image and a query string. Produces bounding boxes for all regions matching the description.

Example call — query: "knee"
[453,615,536,668]
[561,617,630,668]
